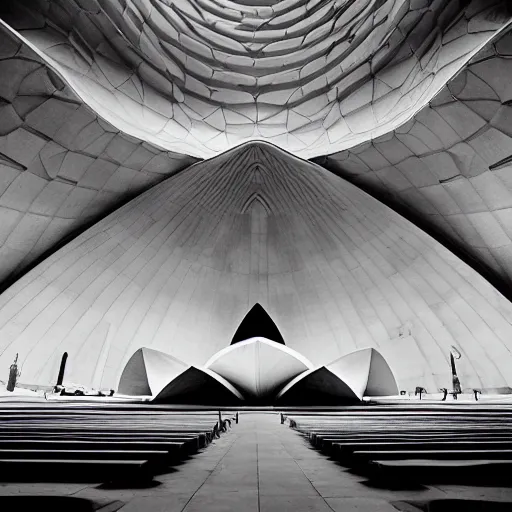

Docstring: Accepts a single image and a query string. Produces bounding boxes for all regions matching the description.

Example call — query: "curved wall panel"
[205,337,312,399]
[276,367,361,405]
[0,1,509,158]
[117,346,188,396]
[319,27,512,291]
[0,24,197,290]
[276,347,398,404]
[1,143,512,393]
[152,367,244,405]
[327,347,399,398]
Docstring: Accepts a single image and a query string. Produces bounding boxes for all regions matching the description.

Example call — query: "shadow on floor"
[0,496,97,511]
[97,479,163,491]
[392,499,512,512]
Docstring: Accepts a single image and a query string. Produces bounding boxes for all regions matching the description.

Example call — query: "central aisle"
[118,412,442,511]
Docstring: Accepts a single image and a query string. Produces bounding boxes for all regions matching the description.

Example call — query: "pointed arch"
[241,192,272,215]
[231,303,285,345]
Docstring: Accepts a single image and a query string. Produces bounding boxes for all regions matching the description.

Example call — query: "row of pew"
[0,403,236,482]
[284,403,512,485]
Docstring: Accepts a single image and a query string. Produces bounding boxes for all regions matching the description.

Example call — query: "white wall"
[1,143,512,393]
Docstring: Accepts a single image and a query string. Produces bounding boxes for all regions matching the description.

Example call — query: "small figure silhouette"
[415,386,426,400]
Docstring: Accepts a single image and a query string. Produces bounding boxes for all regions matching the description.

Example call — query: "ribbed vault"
[1,143,512,393]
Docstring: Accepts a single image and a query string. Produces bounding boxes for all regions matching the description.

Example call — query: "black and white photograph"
[0,1,511,511]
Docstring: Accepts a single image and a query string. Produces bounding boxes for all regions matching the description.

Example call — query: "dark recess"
[231,303,286,345]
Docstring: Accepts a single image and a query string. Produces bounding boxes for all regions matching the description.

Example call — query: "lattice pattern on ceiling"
[319,27,512,290]
[1,0,509,158]
[0,24,197,288]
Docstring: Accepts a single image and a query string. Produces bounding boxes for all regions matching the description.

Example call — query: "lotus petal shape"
[276,367,361,405]
[118,347,243,404]
[329,348,398,400]
[276,348,398,404]
[153,367,244,405]
[205,337,312,399]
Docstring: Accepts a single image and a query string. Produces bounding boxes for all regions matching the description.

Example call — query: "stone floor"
[1,412,512,511]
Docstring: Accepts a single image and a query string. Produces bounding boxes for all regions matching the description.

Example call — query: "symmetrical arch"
[231,303,285,345]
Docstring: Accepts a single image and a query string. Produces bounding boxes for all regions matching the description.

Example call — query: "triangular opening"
[231,303,285,345]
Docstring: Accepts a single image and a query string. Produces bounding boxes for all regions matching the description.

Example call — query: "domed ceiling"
[1,1,512,395]
[1,0,509,158]
[1,143,512,393]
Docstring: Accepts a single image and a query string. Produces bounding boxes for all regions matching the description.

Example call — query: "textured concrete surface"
[0,413,511,511]
[0,23,197,289]
[2,143,512,392]
[0,1,510,158]
[320,25,512,290]
[1,1,512,398]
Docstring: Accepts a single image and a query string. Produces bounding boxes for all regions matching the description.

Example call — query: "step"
[352,449,512,461]
[0,449,169,461]
[0,440,188,457]
[332,441,512,455]
[0,459,153,482]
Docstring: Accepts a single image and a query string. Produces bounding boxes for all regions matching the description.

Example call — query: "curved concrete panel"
[117,346,243,403]
[327,348,399,399]
[275,367,361,405]
[0,23,197,290]
[276,347,397,404]
[1,3,512,317]
[117,347,188,396]
[319,26,512,291]
[0,1,509,157]
[1,143,512,393]
[153,366,244,405]
[205,337,312,399]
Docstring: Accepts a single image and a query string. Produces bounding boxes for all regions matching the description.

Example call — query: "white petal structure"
[2,143,512,393]
[276,348,398,404]
[276,367,361,405]
[325,348,399,399]
[153,367,244,405]
[118,347,186,397]
[118,347,244,404]
[205,337,313,400]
